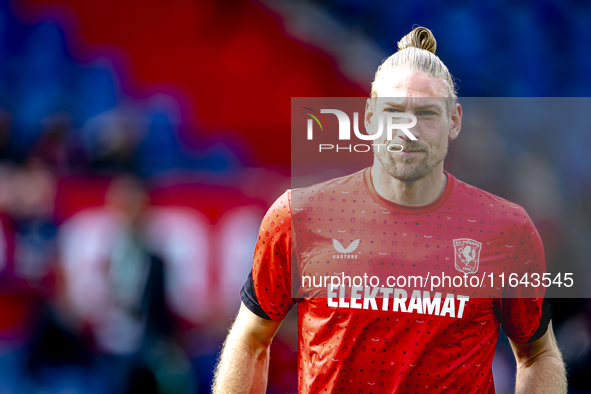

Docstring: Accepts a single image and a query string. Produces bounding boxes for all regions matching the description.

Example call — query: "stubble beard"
[378,139,448,182]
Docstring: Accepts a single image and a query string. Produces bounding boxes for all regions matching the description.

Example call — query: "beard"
[377,139,448,182]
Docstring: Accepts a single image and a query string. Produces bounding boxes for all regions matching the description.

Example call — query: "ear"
[365,98,376,135]
[449,103,462,140]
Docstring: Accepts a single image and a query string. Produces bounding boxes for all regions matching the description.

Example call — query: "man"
[213,27,567,394]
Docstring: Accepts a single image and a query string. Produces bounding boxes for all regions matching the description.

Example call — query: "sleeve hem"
[240,270,272,320]
[525,298,552,343]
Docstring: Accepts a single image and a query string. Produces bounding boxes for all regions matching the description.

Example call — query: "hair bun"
[397,27,437,54]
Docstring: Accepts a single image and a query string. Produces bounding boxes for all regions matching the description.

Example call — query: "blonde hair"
[370,27,457,100]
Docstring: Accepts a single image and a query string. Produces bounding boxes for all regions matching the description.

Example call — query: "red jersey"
[241,167,549,394]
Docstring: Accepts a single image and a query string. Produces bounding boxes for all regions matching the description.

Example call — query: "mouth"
[400,150,425,154]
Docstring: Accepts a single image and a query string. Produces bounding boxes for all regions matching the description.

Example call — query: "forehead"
[374,70,446,98]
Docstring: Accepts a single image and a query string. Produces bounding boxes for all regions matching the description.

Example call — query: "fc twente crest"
[453,238,482,274]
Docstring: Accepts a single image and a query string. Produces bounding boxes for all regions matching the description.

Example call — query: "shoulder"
[290,168,367,204]
[262,190,292,225]
[451,175,531,228]
[60,207,123,233]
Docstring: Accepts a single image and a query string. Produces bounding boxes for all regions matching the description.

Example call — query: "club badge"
[453,238,482,274]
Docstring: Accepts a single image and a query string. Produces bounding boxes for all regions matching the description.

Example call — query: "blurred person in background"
[0,162,27,393]
[57,174,192,394]
[0,132,61,393]
[79,105,145,174]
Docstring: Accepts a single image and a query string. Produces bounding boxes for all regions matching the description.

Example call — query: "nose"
[396,129,415,142]
[393,123,418,142]
[388,112,419,142]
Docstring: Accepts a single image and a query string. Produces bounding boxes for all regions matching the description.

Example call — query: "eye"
[417,110,436,116]
[384,108,403,113]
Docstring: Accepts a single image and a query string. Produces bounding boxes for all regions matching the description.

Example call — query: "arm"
[509,321,567,394]
[212,302,283,394]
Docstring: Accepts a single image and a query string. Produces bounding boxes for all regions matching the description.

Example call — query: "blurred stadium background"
[0,0,589,392]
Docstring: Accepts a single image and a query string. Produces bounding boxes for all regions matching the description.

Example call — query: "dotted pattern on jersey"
[246,168,546,394]
[249,190,294,321]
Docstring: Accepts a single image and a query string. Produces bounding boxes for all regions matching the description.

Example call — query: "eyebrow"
[415,104,442,110]
[381,102,443,111]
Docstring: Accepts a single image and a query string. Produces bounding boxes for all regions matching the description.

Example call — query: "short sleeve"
[500,214,550,344]
[240,190,294,321]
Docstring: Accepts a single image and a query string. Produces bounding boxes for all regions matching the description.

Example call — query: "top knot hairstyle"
[397,26,437,54]
[371,27,457,100]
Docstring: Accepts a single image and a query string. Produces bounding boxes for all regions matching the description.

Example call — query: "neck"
[370,161,447,206]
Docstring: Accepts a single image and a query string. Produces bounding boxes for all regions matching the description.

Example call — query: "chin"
[384,156,443,182]
[386,166,429,182]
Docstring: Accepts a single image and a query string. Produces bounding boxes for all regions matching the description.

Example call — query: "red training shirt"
[241,167,549,394]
